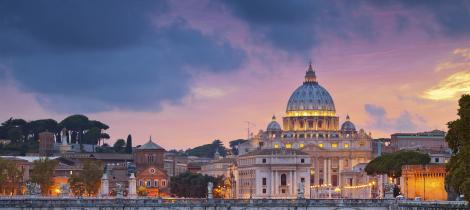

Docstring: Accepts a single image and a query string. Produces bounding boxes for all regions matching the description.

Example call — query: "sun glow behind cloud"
[422,71,470,100]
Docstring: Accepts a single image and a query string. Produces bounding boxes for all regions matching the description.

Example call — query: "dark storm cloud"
[222,0,470,53]
[364,104,421,132]
[0,0,246,112]
[223,0,374,53]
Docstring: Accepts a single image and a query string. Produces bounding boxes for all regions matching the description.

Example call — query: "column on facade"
[313,158,319,185]
[293,170,297,195]
[328,158,332,185]
[338,158,343,187]
[270,170,274,196]
[274,170,278,195]
[323,158,327,185]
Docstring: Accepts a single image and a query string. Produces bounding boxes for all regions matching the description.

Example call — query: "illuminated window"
[331,143,338,148]
[274,143,279,148]
[344,143,349,148]
[286,143,292,149]
[300,143,305,148]
[319,143,324,148]
[445,159,449,163]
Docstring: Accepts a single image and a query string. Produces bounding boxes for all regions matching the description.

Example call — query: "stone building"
[400,164,447,201]
[39,131,55,156]
[390,130,448,152]
[200,157,236,178]
[236,148,311,199]
[134,137,168,196]
[241,63,374,198]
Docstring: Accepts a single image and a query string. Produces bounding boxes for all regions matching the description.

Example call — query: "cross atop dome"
[272,115,276,120]
[304,62,317,84]
[346,114,350,121]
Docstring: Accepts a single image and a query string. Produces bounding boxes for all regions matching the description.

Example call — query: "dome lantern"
[304,62,317,84]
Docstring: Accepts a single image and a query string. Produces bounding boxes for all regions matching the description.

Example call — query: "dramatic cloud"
[221,0,470,54]
[422,71,470,100]
[0,0,246,112]
[364,104,426,132]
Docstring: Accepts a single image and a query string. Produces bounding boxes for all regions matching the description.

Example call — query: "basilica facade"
[237,63,374,198]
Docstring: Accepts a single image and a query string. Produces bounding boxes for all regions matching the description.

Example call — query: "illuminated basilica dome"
[286,63,335,116]
[283,63,339,132]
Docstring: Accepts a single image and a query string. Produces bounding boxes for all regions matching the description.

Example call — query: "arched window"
[318,120,323,129]
[281,174,287,186]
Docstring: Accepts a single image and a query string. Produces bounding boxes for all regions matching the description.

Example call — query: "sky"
[0,0,469,150]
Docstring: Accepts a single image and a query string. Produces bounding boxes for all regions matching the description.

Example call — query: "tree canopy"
[0,115,110,155]
[446,94,470,202]
[365,150,430,178]
[0,158,23,195]
[229,139,248,155]
[170,172,222,198]
[30,158,58,195]
[185,139,227,158]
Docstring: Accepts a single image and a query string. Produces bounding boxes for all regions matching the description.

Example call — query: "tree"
[30,158,58,195]
[137,186,148,196]
[0,158,23,195]
[28,119,59,142]
[113,139,126,153]
[170,172,222,198]
[365,150,430,178]
[80,160,103,196]
[60,115,90,144]
[68,174,85,197]
[446,94,470,202]
[185,140,227,158]
[126,135,133,154]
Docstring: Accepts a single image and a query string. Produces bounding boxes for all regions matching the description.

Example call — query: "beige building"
[236,148,311,199]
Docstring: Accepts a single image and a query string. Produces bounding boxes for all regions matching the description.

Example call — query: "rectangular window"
[331,143,338,148]
[286,143,292,149]
[146,180,151,187]
[319,143,324,148]
[301,158,305,163]
[262,178,267,186]
[344,143,349,148]
[300,143,305,148]
[262,188,266,194]
[435,158,439,163]
[262,158,266,163]
[274,143,279,148]
[301,177,305,183]
[154,180,159,187]
[162,180,166,187]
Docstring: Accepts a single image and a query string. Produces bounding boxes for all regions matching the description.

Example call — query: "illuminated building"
[400,164,447,201]
[241,63,374,198]
[134,137,168,196]
[236,149,311,199]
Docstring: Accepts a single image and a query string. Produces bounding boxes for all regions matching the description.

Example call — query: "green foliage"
[113,139,126,153]
[170,172,222,198]
[185,139,227,158]
[0,158,23,195]
[0,115,110,154]
[67,160,103,196]
[68,174,85,196]
[365,150,430,178]
[81,160,103,196]
[126,134,133,154]
[31,158,58,195]
[446,95,470,202]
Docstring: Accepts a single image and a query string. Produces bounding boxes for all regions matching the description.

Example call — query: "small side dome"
[267,115,281,132]
[341,114,356,132]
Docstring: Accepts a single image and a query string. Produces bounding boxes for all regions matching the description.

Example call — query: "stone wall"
[0,198,466,210]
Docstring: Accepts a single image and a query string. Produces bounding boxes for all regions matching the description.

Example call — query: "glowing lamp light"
[334,187,341,193]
